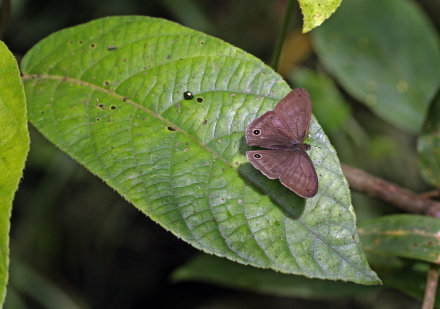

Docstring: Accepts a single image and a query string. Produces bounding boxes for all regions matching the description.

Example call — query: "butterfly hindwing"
[246,150,296,179]
[279,149,318,198]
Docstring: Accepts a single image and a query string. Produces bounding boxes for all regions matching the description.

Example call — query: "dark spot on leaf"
[202,119,207,125]
[196,97,203,103]
[78,40,83,44]
[107,46,118,51]
[175,103,181,109]
[97,104,105,109]
[68,40,73,44]
[200,41,204,44]
[122,97,128,101]
[90,43,96,48]
[104,81,109,86]
[167,55,171,59]
[96,118,101,121]
[167,126,176,131]
[122,59,127,62]
[110,105,116,110]
[183,91,193,100]
[40,111,45,114]
[235,162,238,165]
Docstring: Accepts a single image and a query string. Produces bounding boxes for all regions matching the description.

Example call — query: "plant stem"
[422,264,438,309]
[270,0,295,72]
[341,164,440,218]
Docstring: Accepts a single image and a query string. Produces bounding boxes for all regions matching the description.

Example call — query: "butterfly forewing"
[274,88,312,143]
[279,149,318,198]
[245,111,293,149]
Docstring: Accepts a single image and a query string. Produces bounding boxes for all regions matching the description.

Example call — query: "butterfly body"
[245,88,318,198]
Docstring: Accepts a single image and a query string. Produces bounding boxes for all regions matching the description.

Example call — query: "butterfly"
[245,88,318,198]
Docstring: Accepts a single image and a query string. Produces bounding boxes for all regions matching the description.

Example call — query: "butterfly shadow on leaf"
[237,135,306,220]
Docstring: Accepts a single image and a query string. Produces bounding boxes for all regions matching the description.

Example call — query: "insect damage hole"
[196,97,203,103]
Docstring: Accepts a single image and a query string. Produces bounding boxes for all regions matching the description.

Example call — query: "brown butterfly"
[246,88,318,198]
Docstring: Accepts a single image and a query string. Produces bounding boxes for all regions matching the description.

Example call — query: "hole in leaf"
[167,126,176,131]
[196,97,203,103]
[110,105,116,110]
[90,43,96,48]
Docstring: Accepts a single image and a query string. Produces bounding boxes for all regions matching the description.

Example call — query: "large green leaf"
[312,0,440,133]
[418,89,440,187]
[21,16,379,284]
[359,215,440,263]
[299,0,342,33]
[0,41,30,306]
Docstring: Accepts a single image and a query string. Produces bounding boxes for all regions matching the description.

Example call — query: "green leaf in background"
[172,253,380,298]
[21,16,379,284]
[299,0,342,33]
[0,41,30,306]
[290,67,351,135]
[373,259,440,308]
[359,214,440,263]
[312,0,440,133]
[418,88,440,187]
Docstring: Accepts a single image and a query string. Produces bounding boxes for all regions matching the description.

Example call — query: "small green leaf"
[290,67,351,134]
[359,214,440,263]
[0,41,30,305]
[299,0,342,33]
[173,253,381,298]
[418,89,440,187]
[22,16,379,284]
[312,0,440,133]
